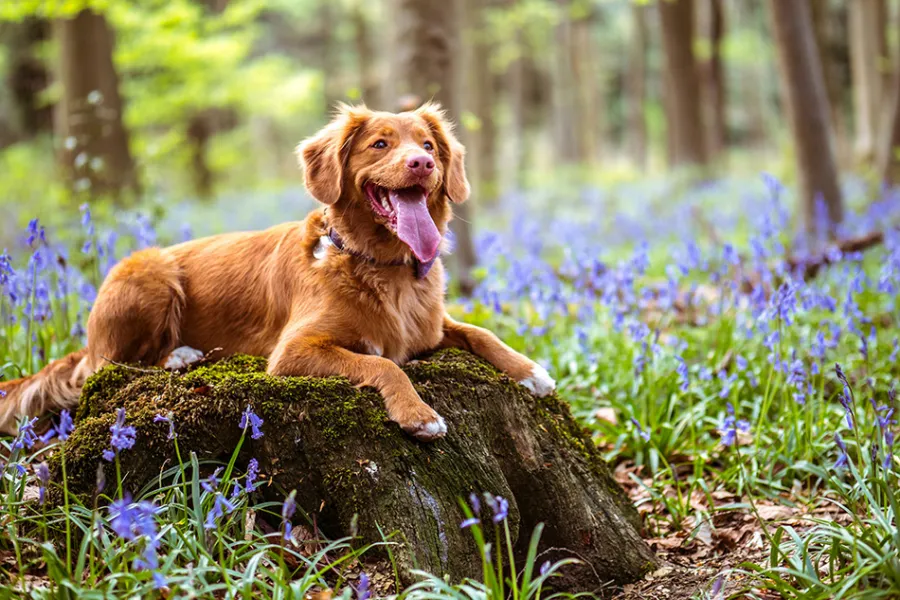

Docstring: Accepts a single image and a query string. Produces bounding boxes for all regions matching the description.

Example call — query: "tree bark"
[811,0,852,166]
[392,0,477,295]
[701,0,726,159]
[0,18,51,146]
[55,349,658,588]
[877,6,900,185]
[54,9,138,198]
[352,1,380,109]
[767,0,844,238]
[658,0,707,167]
[849,0,885,162]
[626,3,648,170]
[464,0,499,203]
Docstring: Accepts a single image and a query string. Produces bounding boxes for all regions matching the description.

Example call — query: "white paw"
[164,346,205,370]
[519,363,556,397]
[408,415,447,442]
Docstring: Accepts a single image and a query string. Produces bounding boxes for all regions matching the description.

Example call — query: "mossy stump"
[55,348,657,590]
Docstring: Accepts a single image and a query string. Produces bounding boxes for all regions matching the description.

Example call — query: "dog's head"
[298,103,469,264]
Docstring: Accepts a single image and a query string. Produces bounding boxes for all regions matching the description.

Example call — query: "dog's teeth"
[381,199,389,210]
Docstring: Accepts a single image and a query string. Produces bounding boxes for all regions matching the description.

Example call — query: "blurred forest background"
[1,0,899,276]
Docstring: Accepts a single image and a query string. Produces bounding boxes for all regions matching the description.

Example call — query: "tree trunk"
[55,349,658,588]
[320,2,340,110]
[465,0,499,203]
[626,3,648,170]
[701,0,726,159]
[811,0,852,166]
[849,0,884,162]
[877,6,900,185]
[393,0,477,295]
[767,0,844,238]
[658,0,707,167]
[54,9,138,198]
[352,1,380,109]
[0,18,51,147]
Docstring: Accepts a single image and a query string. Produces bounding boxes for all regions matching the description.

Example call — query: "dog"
[0,103,555,441]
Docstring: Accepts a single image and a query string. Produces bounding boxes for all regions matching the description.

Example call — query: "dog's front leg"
[267,335,447,441]
[439,316,556,397]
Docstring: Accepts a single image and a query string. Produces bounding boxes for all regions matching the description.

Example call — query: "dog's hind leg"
[87,248,187,370]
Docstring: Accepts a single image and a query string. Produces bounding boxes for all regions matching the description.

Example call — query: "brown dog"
[0,104,554,441]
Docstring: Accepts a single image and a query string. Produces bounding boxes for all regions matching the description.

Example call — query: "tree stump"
[55,349,658,590]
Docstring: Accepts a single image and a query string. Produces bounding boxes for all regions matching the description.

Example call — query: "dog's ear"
[297,105,370,205]
[416,103,470,204]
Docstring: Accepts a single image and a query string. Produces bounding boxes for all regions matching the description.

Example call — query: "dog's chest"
[355,281,443,363]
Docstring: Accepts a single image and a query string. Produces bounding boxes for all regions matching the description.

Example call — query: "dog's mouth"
[364,182,441,263]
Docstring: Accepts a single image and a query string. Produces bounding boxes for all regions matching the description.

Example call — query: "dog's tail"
[0,348,93,435]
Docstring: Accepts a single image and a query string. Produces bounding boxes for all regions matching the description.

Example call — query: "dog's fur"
[0,104,554,441]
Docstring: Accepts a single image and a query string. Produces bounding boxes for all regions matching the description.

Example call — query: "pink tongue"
[390,188,441,262]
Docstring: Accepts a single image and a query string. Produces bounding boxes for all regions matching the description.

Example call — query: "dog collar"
[326,228,437,280]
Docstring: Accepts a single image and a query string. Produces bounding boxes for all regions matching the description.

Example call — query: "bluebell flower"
[631,418,651,442]
[204,492,236,529]
[202,467,223,494]
[486,494,509,523]
[153,413,175,440]
[104,408,136,460]
[11,417,38,451]
[282,490,297,540]
[834,433,849,469]
[239,405,264,439]
[357,572,371,600]
[468,491,481,515]
[460,517,480,529]
[540,560,551,577]
[35,461,50,505]
[246,458,259,492]
[152,573,167,590]
[718,403,750,447]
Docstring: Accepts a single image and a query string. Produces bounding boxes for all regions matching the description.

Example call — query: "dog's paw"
[394,402,448,442]
[518,362,556,397]
[163,346,205,370]
[405,414,448,442]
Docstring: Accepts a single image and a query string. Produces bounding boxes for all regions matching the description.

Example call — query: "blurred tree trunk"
[550,0,595,165]
[465,0,499,203]
[811,0,852,166]
[701,0,726,159]
[0,19,51,147]
[849,0,885,162]
[352,1,380,108]
[626,3,648,169]
[508,29,545,186]
[321,2,340,109]
[658,0,707,167]
[571,4,600,162]
[393,0,477,295]
[877,6,900,185]
[54,9,138,198]
[767,0,844,238]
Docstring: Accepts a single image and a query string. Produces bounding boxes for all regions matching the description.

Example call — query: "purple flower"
[246,458,259,492]
[834,433,849,469]
[460,517,480,529]
[540,560,551,577]
[152,572,167,590]
[57,410,74,441]
[202,467,223,494]
[11,417,38,451]
[153,413,175,440]
[468,492,481,515]
[357,572,371,600]
[35,461,50,504]
[105,408,136,460]
[718,403,750,447]
[204,492,236,529]
[282,490,297,540]
[488,494,509,523]
[239,406,264,439]
[631,418,651,442]
[108,495,162,571]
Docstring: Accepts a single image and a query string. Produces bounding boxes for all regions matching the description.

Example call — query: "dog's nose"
[407,155,435,177]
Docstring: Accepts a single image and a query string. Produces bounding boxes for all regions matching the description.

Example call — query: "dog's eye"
[423,141,434,152]
[372,140,388,149]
